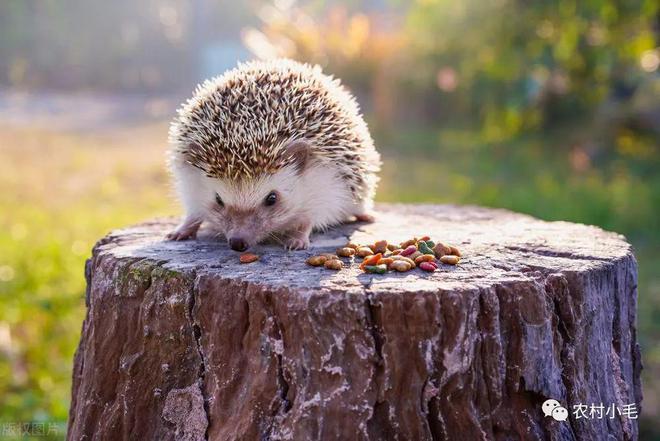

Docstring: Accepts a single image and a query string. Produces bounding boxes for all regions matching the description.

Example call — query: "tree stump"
[67,204,642,441]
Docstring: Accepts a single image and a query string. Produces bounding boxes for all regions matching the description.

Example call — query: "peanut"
[356,247,374,257]
[433,242,452,257]
[414,254,436,264]
[324,259,344,270]
[390,260,412,272]
[400,239,417,249]
[390,255,416,268]
[306,255,328,266]
[408,251,423,262]
[440,255,460,265]
[449,246,461,257]
[336,247,356,257]
[373,240,388,254]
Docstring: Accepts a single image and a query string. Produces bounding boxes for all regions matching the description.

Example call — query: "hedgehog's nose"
[229,237,248,252]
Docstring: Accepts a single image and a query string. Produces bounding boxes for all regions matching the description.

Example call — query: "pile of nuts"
[305,237,461,274]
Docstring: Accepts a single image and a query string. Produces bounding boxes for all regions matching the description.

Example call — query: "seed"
[401,245,417,257]
[306,255,328,266]
[390,260,412,272]
[409,251,423,261]
[360,253,382,270]
[433,242,452,258]
[356,247,374,257]
[373,240,388,254]
[376,257,394,266]
[419,261,438,272]
[449,246,461,257]
[415,254,436,264]
[440,255,460,265]
[419,235,431,241]
[324,259,343,270]
[336,247,356,257]
[364,264,387,274]
[391,248,403,255]
[425,240,435,249]
[239,253,259,264]
[322,253,339,260]
[417,241,435,255]
[345,242,359,250]
[387,243,398,251]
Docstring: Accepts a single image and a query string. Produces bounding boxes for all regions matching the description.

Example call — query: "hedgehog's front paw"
[166,230,194,241]
[285,236,309,251]
[166,219,201,241]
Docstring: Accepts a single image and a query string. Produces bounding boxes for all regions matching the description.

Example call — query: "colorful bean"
[417,241,435,255]
[419,261,438,272]
[401,245,417,256]
[364,264,387,274]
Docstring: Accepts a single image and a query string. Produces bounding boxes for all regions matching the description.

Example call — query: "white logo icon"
[552,406,569,421]
[542,399,560,417]
[542,398,568,421]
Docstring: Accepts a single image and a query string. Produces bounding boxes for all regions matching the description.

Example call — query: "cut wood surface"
[67,204,641,441]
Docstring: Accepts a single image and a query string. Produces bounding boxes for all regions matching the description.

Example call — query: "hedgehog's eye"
[264,191,277,207]
[215,193,224,207]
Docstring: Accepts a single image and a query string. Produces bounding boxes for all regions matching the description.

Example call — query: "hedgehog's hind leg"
[352,200,376,223]
[166,216,202,241]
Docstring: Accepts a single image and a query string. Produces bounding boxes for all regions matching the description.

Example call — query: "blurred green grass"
[0,121,658,438]
[0,124,176,439]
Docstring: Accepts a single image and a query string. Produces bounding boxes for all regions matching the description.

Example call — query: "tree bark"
[67,204,642,441]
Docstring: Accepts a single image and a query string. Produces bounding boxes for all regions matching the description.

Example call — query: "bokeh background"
[0,0,658,439]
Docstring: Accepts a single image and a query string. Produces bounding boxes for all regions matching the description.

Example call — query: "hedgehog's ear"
[284,138,311,174]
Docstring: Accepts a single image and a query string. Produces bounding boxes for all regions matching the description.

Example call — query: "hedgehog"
[166,59,381,251]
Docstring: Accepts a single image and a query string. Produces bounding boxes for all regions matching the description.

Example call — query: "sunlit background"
[0,0,658,439]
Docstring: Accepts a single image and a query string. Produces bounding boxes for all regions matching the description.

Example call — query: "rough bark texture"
[67,204,642,441]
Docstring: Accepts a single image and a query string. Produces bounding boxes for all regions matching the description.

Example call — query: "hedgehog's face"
[206,166,307,251]
[190,138,311,251]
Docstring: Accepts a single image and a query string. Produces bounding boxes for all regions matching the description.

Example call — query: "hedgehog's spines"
[169,59,380,198]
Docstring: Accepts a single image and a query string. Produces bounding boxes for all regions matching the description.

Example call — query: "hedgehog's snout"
[229,237,249,252]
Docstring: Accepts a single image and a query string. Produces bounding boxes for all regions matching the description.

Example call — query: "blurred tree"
[246,0,658,145]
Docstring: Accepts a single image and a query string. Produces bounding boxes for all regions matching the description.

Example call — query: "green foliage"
[405,0,658,133]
